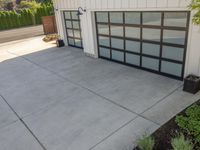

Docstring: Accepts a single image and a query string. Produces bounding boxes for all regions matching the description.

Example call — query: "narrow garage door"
[95,11,190,80]
[63,11,83,48]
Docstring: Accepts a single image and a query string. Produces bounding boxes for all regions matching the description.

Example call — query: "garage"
[95,11,190,80]
[63,11,83,49]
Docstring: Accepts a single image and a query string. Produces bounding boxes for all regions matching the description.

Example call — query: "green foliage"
[171,133,193,150]
[0,2,54,30]
[0,0,12,10]
[176,104,200,143]
[19,0,41,10]
[189,0,200,25]
[137,135,155,150]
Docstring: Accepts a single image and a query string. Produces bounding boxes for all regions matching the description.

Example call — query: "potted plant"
[183,74,200,94]
[56,38,65,47]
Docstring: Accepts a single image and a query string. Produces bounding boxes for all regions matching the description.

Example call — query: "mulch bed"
[151,99,200,150]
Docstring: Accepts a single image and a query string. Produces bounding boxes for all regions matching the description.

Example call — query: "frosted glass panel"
[142,57,159,71]
[126,40,140,53]
[72,21,79,29]
[68,38,74,45]
[73,30,81,38]
[142,43,160,56]
[98,36,110,47]
[111,26,123,37]
[162,46,184,61]
[66,21,72,28]
[143,28,161,42]
[75,39,82,47]
[125,12,140,24]
[125,27,140,39]
[67,29,73,37]
[163,30,185,45]
[64,12,71,19]
[111,38,124,49]
[96,12,108,22]
[126,53,140,66]
[98,24,109,35]
[112,50,124,62]
[143,12,161,25]
[161,61,182,77]
[110,12,123,23]
[164,12,187,27]
[71,11,78,19]
[99,47,110,58]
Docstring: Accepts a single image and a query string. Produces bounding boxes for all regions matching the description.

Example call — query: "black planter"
[183,75,200,94]
[56,39,65,47]
[133,146,142,150]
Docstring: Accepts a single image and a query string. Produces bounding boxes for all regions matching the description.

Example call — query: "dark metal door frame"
[95,11,190,80]
[63,10,83,49]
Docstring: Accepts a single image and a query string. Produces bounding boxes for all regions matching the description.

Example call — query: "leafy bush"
[175,104,200,143]
[43,34,59,42]
[137,135,155,150]
[0,3,54,30]
[171,133,193,150]
[18,0,41,10]
[189,0,200,25]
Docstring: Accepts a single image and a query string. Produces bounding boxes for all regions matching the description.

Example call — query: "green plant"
[189,0,200,25]
[176,104,200,143]
[171,133,193,150]
[137,135,155,150]
[19,0,41,10]
[0,2,54,30]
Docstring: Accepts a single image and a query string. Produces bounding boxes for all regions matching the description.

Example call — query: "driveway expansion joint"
[88,116,139,150]
[0,94,47,150]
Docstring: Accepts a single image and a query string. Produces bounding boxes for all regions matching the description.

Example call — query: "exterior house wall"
[53,0,200,77]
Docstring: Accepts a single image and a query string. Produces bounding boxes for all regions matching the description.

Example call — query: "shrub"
[189,0,200,25]
[171,133,193,150]
[0,2,54,30]
[19,0,41,10]
[175,104,200,143]
[43,34,59,42]
[137,135,155,150]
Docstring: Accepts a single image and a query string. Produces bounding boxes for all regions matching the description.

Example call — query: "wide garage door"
[63,11,83,48]
[95,11,190,80]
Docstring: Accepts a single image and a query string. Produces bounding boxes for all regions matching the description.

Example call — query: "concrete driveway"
[0,36,199,150]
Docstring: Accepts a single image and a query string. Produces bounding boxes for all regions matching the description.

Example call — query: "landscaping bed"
[134,99,200,150]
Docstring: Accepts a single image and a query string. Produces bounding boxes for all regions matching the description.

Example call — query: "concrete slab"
[0,96,18,129]
[142,87,200,125]
[91,117,159,150]
[23,88,136,150]
[0,68,83,117]
[0,55,83,117]
[15,46,182,114]
[0,37,199,150]
[0,121,43,150]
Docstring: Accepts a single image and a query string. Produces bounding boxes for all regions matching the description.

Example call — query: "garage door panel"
[125,53,140,66]
[99,47,110,58]
[161,61,182,77]
[111,50,124,62]
[142,43,160,57]
[143,12,162,26]
[63,11,83,49]
[164,12,188,27]
[125,12,141,24]
[163,30,186,45]
[111,38,124,49]
[125,40,140,53]
[96,11,190,80]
